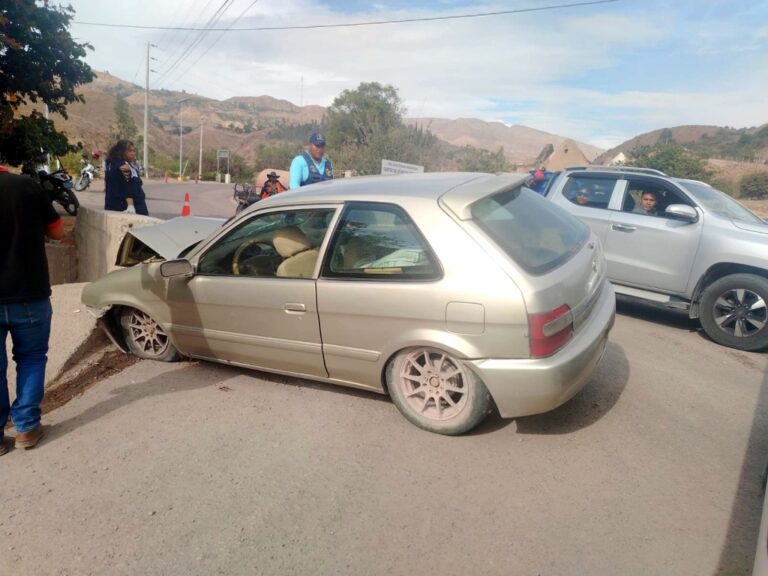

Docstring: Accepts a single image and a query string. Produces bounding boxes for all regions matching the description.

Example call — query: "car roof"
[564,165,668,176]
[251,172,530,217]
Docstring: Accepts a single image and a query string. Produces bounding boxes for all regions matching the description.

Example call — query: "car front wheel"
[119,307,181,361]
[700,273,768,351]
[386,347,490,435]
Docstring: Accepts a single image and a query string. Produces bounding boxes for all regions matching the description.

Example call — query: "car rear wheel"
[386,347,490,435]
[700,274,768,351]
[119,307,181,361]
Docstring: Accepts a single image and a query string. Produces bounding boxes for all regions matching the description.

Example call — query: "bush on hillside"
[740,172,768,199]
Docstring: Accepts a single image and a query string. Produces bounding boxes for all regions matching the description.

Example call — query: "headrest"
[272,226,310,257]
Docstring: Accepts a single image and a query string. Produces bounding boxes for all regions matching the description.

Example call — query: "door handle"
[611,223,637,233]
[284,302,306,313]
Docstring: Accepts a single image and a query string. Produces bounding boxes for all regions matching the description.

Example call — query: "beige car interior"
[273,225,319,278]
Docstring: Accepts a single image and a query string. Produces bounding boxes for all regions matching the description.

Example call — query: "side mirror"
[160,259,195,278]
[665,204,699,223]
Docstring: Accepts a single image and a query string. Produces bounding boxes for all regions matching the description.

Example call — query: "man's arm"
[289,156,306,189]
[30,177,65,240]
[46,218,64,241]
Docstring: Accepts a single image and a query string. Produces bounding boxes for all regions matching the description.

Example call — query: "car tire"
[386,347,490,435]
[119,307,181,362]
[700,273,768,351]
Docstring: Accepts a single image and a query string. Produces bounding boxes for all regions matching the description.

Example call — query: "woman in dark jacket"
[104,140,149,215]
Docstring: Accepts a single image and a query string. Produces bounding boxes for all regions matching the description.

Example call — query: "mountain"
[406,117,603,164]
[43,71,602,168]
[595,124,768,165]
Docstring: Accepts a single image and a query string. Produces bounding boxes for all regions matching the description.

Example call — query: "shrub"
[740,172,768,199]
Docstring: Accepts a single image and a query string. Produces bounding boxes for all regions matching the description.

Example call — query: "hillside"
[596,124,768,165]
[42,71,602,170]
[406,117,603,164]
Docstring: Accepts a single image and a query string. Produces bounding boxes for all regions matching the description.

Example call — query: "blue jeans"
[0,298,52,437]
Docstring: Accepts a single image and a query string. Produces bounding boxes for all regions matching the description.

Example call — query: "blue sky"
[69,0,768,148]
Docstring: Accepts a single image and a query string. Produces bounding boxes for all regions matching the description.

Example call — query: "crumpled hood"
[115,216,225,266]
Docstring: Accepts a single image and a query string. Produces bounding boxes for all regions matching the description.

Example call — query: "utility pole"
[143,43,157,178]
[198,119,204,181]
[300,76,303,107]
[177,97,190,179]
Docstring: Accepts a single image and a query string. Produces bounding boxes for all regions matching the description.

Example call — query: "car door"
[164,206,338,378]
[316,202,444,391]
[603,178,701,293]
[552,173,623,245]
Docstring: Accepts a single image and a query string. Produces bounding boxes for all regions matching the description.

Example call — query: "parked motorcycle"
[233,182,260,214]
[74,158,98,191]
[31,166,80,216]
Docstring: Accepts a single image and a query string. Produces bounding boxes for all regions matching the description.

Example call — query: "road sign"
[217,149,230,159]
[381,159,424,175]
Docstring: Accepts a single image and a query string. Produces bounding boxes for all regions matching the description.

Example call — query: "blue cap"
[309,132,326,146]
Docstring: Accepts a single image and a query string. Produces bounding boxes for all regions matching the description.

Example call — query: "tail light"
[529,304,573,358]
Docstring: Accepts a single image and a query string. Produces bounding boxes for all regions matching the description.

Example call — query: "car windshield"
[471,186,590,275]
[681,181,765,225]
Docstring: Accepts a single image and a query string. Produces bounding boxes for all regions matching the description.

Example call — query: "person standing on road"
[0,166,65,454]
[289,132,334,189]
[105,140,149,215]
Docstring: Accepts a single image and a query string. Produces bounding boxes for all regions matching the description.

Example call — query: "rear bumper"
[470,281,615,418]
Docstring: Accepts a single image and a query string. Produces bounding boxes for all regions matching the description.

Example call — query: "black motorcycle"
[233,182,260,214]
[41,168,80,215]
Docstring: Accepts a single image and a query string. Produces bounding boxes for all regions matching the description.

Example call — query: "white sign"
[217,149,230,159]
[381,159,424,175]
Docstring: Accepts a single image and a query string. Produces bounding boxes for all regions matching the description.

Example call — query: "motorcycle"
[36,167,80,216]
[233,182,260,214]
[74,159,98,191]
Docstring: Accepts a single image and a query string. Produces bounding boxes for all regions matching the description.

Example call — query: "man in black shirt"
[0,168,64,454]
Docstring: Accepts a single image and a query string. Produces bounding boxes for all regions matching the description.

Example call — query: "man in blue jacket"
[289,132,334,189]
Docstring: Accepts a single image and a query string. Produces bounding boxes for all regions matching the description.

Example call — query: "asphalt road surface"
[75,178,238,219]
[2,296,766,576]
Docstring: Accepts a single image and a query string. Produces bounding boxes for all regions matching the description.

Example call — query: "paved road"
[75,178,238,220]
[2,298,766,576]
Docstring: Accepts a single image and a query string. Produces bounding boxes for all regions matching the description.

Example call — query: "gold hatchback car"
[82,172,615,435]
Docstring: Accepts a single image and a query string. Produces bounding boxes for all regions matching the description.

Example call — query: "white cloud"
[68,0,768,145]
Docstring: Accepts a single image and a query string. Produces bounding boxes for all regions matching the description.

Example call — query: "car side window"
[322,203,441,280]
[623,180,690,217]
[562,176,617,209]
[197,208,335,278]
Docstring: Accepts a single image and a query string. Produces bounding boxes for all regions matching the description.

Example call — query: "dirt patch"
[40,347,138,414]
[41,329,139,414]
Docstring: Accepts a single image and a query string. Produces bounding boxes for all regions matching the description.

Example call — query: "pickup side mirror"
[665,204,699,223]
[160,259,195,278]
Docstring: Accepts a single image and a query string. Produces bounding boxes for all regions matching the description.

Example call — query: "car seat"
[273,226,319,278]
[623,194,636,212]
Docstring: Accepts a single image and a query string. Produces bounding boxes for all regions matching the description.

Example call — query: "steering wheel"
[232,239,271,275]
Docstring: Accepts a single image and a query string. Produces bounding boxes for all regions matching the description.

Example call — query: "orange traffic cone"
[181,192,191,217]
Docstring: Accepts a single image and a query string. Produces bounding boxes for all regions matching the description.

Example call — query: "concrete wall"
[46,243,78,285]
[74,206,161,282]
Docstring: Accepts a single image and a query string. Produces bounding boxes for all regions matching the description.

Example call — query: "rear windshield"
[471,186,590,275]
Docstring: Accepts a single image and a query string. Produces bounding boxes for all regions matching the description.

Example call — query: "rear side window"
[562,176,618,209]
[472,187,589,275]
[323,202,441,280]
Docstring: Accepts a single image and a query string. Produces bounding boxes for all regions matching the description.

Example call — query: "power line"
[154,0,235,87]
[73,0,620,32]
[163,0,262,88]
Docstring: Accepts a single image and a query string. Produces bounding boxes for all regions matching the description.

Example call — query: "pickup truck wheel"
[700,274,768,351]
[386,347,490,435]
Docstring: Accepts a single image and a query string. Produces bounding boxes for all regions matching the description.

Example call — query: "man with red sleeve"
[0,166,64,454]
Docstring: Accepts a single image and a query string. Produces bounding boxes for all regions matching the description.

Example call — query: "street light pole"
[143,43,157,178]
[177,97,190,179]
